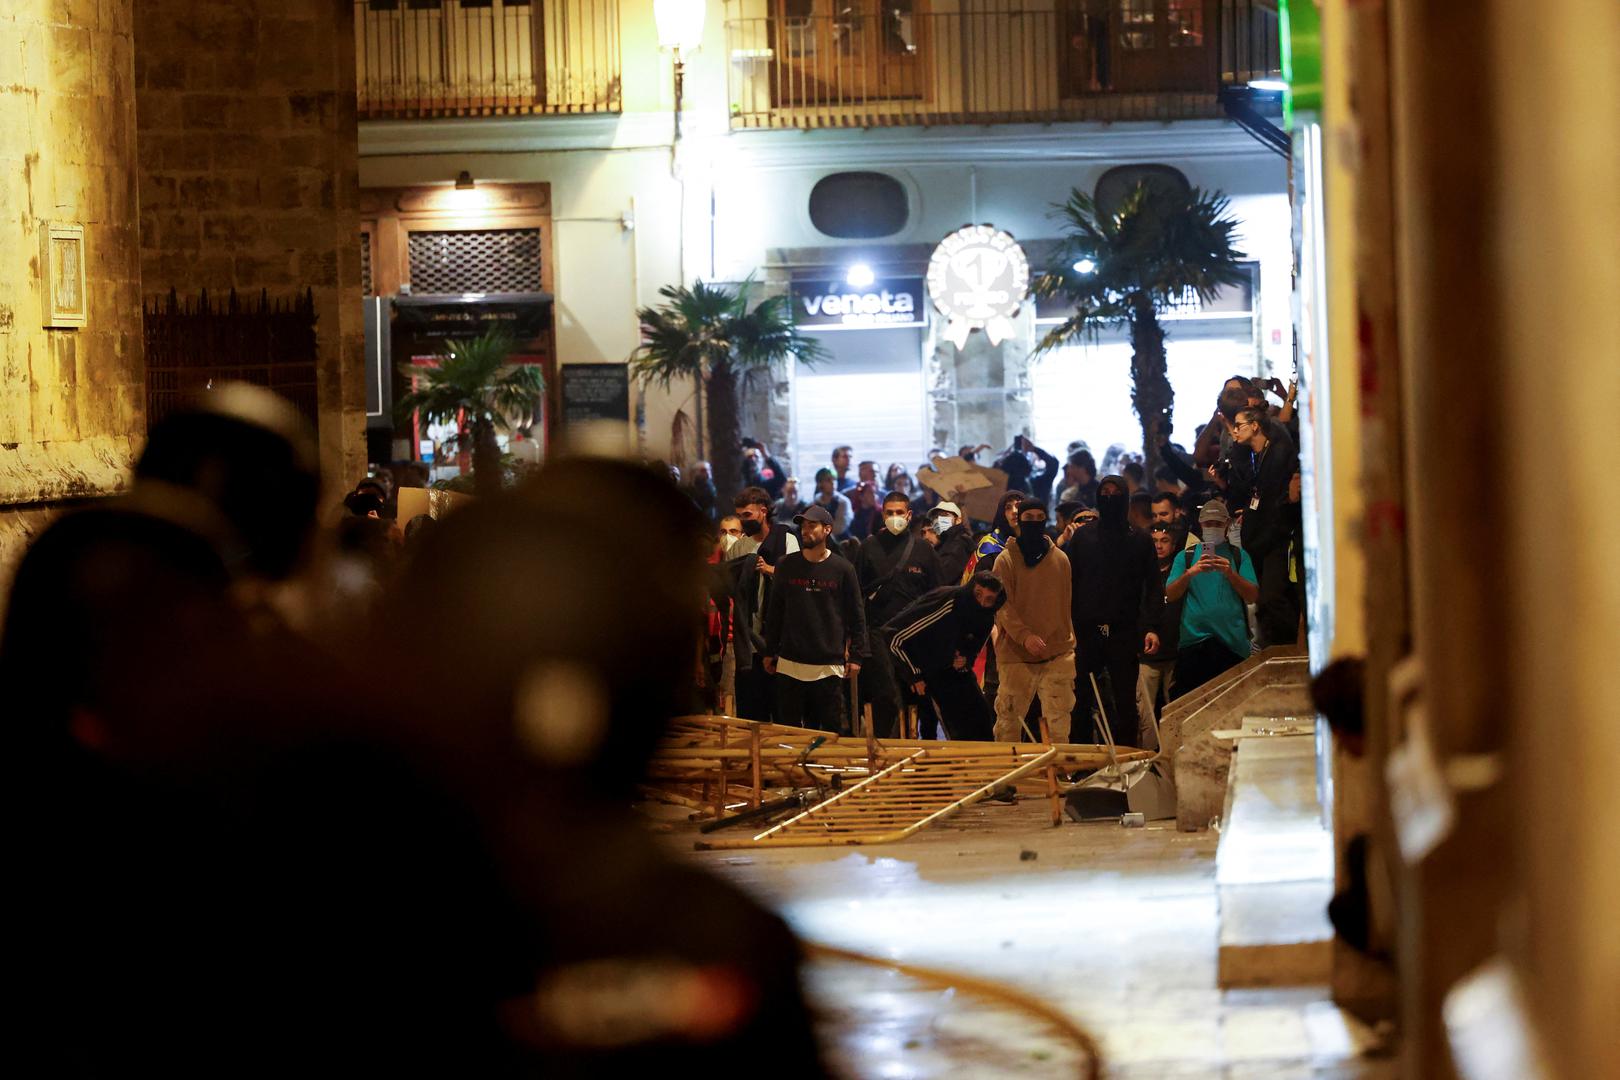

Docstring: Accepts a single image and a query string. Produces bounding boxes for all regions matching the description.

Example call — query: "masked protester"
[886,572,1007,741]
[763,505,869,733]
[929,500,974,584]
[1063,475,1165,749]
[1221,407,1302,648]
[855,491,943,737]
[727,486,800,722]
[989,499,1078,743]
[1165,499,1260,696]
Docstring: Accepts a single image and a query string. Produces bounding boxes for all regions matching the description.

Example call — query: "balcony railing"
[356,0,620,120]
[726,0,1281,130]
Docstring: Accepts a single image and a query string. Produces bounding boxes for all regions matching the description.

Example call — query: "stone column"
[133,0,366,493]
[924,308,1037,454]
[0,0,145,586]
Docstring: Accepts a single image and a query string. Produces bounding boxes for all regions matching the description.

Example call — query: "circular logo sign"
[926,225,1031,347]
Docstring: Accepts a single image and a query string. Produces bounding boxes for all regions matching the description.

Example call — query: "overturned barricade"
[645,715,1154,849]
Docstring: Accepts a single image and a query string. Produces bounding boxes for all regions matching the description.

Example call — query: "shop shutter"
[792,327,929,480]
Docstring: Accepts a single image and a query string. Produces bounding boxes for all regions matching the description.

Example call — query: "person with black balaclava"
[855,490,942,738]
[990,499,1077,744]
[885,572,1007,741]
[1063,475,1164,750]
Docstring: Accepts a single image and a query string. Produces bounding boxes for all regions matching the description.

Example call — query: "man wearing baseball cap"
[763,505,869,732]
[1164,499,1259,696]
[928,501,975,584]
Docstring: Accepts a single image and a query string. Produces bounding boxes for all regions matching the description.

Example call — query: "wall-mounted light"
[846,263,875,288]
[455,171,476,190]
[1072,258,1097,275]
[655,0,707,157]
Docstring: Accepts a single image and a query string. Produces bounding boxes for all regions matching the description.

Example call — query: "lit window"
[1168,0,1204,47]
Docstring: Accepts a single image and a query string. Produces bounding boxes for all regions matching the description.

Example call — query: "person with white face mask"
[1164,499,1260,697]
[926,501,975,585]
[855,491,944,738]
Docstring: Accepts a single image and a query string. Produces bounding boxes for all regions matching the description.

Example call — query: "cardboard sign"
[917,455,1009,524]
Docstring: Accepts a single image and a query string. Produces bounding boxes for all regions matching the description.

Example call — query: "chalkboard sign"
[560,363,630,426]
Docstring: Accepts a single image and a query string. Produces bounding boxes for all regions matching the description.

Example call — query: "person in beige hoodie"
[990,498,1077,742]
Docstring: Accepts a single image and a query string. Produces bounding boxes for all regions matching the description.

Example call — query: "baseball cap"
[794,505,834,527]
[933,501,963,519]
[1197,500,1231,526]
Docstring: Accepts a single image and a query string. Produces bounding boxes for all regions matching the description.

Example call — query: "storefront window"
[1168,0,1203,47]
[1118,0,1154,51]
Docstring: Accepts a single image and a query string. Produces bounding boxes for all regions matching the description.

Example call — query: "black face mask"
[1097,489,1128,529]
[1016,521,1048,565]
[740,517,763,537]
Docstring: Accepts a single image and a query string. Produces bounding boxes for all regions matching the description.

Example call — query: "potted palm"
[1033,183,1248,480]
[631,279,825,501]
[396,327,545,497]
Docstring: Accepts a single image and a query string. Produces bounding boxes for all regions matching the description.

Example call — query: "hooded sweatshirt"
[1064,475,1163,629]
[883,583,1001,678]
[991,537,1075,665]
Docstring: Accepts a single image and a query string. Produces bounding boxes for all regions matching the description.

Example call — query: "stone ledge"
[0,436,135,507]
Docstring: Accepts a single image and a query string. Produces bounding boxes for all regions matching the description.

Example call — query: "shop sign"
[927,225,1030,348]
[790,278,925,329]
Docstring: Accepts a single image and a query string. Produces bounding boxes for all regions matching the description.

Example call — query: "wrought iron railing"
[355,0,620,120]
[726,1,1282,130]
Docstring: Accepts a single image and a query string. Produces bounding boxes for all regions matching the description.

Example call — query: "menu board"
[560,363,630,426]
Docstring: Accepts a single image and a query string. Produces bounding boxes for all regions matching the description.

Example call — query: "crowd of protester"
[696,374,1306,748]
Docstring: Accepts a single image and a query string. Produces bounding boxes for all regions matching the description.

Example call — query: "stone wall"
[0,0,145,576]
[132,0,365,491]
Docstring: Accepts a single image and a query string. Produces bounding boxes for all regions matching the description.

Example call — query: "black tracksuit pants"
[917,668,995,741]
[1075,622,1141,749]
[735,659,775,723]
[860,627,904,739]
[774,674,843,733]
[1171,637,1245,700]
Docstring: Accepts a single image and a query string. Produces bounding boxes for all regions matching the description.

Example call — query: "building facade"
[356,0,1288,479]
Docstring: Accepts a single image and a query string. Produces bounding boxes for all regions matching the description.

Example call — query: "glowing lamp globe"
[655,0,707,53]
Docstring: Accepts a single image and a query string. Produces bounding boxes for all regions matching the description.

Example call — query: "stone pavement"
[659,796,1394,1078]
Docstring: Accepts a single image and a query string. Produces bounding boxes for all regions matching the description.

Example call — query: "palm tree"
[631,279,826,501]
[1033,183,1247,481]
[396,327,544,497]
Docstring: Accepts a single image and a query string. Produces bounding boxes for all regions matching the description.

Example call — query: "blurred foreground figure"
[371,456,825,1075]
[5,387,522,1075]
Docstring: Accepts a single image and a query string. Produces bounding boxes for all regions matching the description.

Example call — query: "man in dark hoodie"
[928,500,975,585]
[764,505,868,732]
[1063,475,1164,749]
[885,572,1007,741]
[856,491,943,738]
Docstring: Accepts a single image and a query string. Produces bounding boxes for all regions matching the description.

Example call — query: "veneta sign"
[791,278,925,329]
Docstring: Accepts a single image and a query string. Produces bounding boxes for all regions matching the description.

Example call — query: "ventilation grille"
[360,231,374,296]
[407,228,543,295]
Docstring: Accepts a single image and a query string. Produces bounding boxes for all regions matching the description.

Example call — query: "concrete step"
[1215,721,1335,989]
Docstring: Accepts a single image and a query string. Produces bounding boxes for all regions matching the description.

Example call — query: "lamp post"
[654,0,706,147]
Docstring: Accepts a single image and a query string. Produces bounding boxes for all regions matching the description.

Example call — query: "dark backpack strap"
[867,532,919,604]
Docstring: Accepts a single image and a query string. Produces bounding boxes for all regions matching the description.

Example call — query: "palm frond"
[629,278,821,385]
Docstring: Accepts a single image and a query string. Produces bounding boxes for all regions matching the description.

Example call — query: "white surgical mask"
[721,533,738,553]
[932,516,954,535]
[885,514,908,536]
[1201,526,1225,549]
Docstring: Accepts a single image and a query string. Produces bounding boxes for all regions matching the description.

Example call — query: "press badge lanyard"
[1249,441,1269,511]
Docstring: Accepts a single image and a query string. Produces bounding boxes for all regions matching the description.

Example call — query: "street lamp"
[655,0,706,146]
